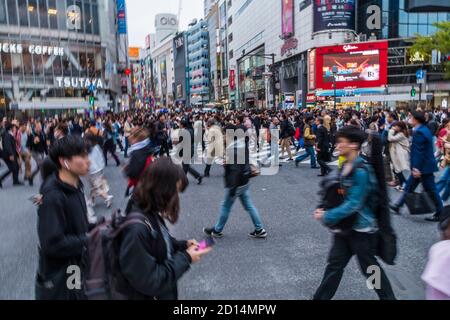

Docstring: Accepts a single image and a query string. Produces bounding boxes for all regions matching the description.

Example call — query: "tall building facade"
[225,0,450,110]
[0,0,127,116]
[186,19,210,107]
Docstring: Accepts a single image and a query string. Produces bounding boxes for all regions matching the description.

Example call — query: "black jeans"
[103,142,120,166]
[182,162,201,179]
[0,157,19,184]
[313,231,396,300]
[317,152,331,175]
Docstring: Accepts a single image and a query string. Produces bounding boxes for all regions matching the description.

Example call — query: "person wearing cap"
[390,111,443,222]
[421,208,450,300]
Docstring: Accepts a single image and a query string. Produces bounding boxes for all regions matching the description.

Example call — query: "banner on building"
[313,0,356,33]
[281,0,294,38]
[229,69,236,91]
[117,0,127,34]
[357,0,382,39]
[308,49,316,91]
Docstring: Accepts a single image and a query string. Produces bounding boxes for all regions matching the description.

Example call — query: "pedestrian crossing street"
[167,141,340,167]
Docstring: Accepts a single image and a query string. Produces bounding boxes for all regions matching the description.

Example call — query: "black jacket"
[116,203,191,300]
[1,131,17,159]
[224,139,251,195]
[280,120,293,139]
[36,173,90,300]
[316,125,331,161]
[125,144,155,181]
[28,131,48,154]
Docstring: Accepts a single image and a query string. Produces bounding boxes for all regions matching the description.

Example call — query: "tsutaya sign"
[0,42,64,56]
[56,77,104,90]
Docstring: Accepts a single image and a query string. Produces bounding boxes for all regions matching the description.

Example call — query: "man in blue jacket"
[391,111,443,222]
[313,126,396,300]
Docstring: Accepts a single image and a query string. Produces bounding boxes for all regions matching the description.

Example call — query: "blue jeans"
[215,184,264,233]
[437,167,450,201]
[295,145,317,168]
[396,173,444,216]
[124,137,129,158]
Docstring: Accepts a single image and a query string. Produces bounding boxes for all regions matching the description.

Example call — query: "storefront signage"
[55,77,104,90]
[313,0,356,33]
[281,37,298,56]
[0,43,64,56]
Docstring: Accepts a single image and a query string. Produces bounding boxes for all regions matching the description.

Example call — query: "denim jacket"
[323,156,377,232]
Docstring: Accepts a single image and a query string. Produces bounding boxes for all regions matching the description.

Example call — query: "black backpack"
[83,210,154,300]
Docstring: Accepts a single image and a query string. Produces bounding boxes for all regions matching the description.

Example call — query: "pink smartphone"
[197,237,216,251]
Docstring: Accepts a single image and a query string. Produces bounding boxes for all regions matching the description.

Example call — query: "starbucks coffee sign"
[55,77,104,89]
[0,42,64,56]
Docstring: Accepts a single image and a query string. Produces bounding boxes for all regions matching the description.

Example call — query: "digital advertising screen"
[315,41,388,90]
[281,0,294,37]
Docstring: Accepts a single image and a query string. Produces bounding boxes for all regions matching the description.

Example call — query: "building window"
[38,0,48,28]
[229,49,233,59]
[228,33,233,43]
[6,0,18,25]
[228,15,232,26]
[28,0,39,27]
[48,0,57,29]
[19,0,28,26]
[0,0,7,24]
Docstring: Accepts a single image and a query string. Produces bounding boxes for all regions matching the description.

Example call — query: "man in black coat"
[0,122,22,188]
[177,119,203,185]
[315,117,331,177]
[36,136,91,300]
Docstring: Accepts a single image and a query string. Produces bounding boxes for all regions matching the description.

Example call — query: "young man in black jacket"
[204,129,267,239]
[35,135,91,300]
[0,122,22,188]
[177,119,203,185]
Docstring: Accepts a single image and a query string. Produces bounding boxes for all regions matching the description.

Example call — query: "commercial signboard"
[129,47,140,59]
[229,69,236,91]
[281,0,294,38]
[117,0,127,34]
[313,0,356,33]
[314,41,388,90]
[308,49,316,91]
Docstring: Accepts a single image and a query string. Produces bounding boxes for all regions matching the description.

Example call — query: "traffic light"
[89,95,95,106]
[411,87,416,98]
[125,68,131,76]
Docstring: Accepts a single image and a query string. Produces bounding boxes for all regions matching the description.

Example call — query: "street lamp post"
[332,65,339,112]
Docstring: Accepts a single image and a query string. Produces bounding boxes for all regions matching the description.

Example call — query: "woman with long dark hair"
[117,157,212,300]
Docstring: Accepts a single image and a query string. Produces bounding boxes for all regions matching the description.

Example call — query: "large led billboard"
[315,41,388,90]
[313,0,356,33]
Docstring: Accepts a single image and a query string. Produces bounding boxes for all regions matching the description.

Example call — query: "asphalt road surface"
[0,152,440,300]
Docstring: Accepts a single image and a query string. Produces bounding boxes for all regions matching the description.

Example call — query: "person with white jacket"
[85,133,113,223]
[388,121,411,191]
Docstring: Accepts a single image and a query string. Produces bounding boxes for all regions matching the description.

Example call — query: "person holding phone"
[117,157,212,300]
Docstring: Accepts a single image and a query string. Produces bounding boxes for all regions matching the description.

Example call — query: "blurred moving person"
[390,112,443,222]
[28,122,48,186]
[117,158,212,300]
[422,209,450,300]
[204,133,267,239]
[313,126,396,300]
[0,122,22,188]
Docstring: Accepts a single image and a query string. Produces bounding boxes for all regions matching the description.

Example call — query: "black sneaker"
[203,227,224,238]
[28,178,33,187]
[425,215,440,222]
[197,176,203,185]
[249,229,267,239]
[389,204,401,215]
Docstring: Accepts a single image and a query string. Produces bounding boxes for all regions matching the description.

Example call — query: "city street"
[0,150,440,300]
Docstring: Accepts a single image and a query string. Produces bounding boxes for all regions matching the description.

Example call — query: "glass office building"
[0,0,122,116]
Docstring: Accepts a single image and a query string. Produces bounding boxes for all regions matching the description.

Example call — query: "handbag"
[404,192,436,215]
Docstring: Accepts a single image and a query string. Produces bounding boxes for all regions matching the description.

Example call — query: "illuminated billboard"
[313,0,356,33]
[281,0,294,38]
[315,41,388,90]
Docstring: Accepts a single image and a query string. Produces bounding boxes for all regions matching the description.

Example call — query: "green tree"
[410,21,450,79]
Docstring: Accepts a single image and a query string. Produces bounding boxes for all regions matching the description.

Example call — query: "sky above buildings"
[127,0,204,48]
